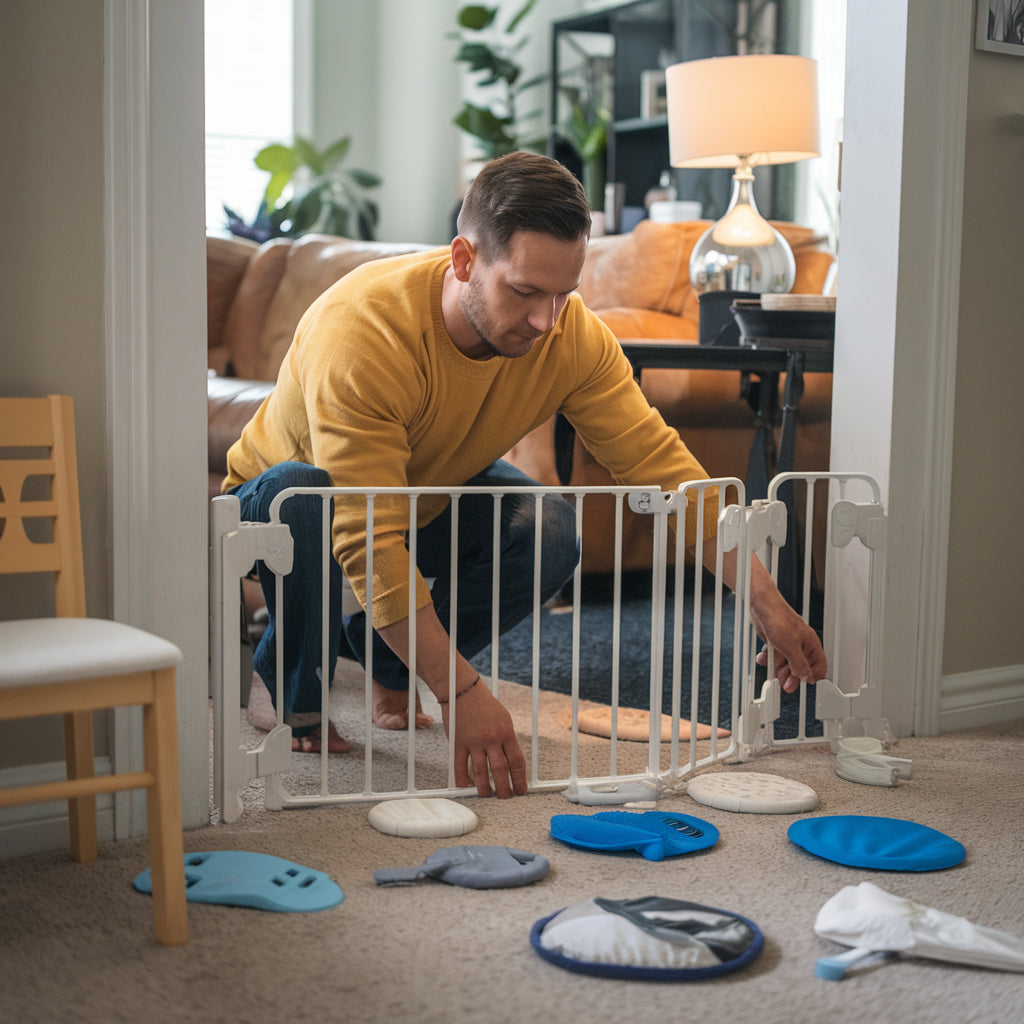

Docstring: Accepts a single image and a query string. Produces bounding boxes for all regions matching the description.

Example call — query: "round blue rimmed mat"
[531,896,763,981]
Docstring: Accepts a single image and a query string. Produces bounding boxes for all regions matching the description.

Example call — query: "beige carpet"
[1,673,1023,1024]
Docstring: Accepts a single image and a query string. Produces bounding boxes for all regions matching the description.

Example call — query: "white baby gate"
[210,473,886,824]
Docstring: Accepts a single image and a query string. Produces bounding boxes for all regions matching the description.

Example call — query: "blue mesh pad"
[531,896,763,980]
[550,811,718,861]
[373,846,549,889]
[134,851,344,912]
[788,816,966,871]
[595,812,719,854]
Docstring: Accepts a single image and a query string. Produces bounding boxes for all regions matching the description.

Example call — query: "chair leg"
[142,668,188,945]
[64,710,98,863]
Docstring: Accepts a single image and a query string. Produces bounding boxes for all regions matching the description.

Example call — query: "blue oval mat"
[787,815,965,871]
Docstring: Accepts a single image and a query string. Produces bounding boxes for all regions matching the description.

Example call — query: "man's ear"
[450,236,475,283]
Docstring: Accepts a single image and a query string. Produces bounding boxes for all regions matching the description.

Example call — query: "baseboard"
[939,663,1024,733]
[0,759,115,860]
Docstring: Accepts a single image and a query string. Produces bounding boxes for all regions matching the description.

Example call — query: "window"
[204,0,296,233]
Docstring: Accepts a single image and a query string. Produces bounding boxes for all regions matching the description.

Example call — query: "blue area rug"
[471,571,821,737]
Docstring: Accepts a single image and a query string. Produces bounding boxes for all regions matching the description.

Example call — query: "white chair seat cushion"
[0,618,182,688]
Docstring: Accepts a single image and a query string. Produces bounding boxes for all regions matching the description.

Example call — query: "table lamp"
[666,54,819,294]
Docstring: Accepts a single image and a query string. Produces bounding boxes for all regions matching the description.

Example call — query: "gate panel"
[210,474,885,821]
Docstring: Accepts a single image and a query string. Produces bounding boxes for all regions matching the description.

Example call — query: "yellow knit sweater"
[224,249,716,628]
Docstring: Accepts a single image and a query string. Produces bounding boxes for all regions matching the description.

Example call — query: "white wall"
[310,0,586,245]
[832,0,1024,733]
[311,0,462,244]
[941,18,1024,727]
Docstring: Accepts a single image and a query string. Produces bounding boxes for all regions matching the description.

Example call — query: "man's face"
[459,230,587,359]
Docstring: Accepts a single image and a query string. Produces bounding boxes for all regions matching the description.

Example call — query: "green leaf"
[455,103,514,141]
[458,4,496,30]
[292,135,322,175]
[515,71,548,93]
[455,41,497,71]
[505,0,538,34]
[287,187,322,236]
[320,136,352,172]
[454,104,516,158]
[580,122,608,161]
[323,203,350,239]
[347,168,382,189]
[254,143,297,175]
[454,42,521,86]
[262,170,292,211]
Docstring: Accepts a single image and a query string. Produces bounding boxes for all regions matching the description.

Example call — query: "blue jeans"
[231,460,579,731]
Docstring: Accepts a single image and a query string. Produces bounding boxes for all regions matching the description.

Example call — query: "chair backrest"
[0,394,87,617]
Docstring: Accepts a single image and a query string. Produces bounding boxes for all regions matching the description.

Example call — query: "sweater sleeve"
[291,283,438,630]
[557,303,722,546]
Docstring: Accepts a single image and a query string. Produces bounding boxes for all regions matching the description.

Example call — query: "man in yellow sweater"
[224,151,827,797]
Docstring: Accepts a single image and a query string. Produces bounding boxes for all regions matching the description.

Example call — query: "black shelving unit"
[549,0,797,223]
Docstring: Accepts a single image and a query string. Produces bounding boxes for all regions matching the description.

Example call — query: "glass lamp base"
[689,222,796,294]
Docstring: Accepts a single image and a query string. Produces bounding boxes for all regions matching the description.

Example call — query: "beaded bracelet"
[435,675,480,705]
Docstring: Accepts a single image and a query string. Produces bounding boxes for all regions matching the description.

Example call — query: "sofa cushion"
[579,220,822,326]
[207,235,259,374]
[220,234,435,381]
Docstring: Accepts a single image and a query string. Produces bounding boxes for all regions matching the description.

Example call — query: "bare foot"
[291,722,350,754]
[372,679,434,730]
[247,674,350,753]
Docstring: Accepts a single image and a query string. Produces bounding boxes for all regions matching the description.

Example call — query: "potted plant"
[450,0,547,160]
[224,134,382,243]
[558,83,610,215]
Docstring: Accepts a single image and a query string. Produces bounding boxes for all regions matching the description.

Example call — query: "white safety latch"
[222,521,294,579]
[831,500,886,550]
[747,499,787,550]
[628,489,674,515]
[718,500,787,553]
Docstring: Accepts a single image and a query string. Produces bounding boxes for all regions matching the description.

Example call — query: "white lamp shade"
[667,55,820,169]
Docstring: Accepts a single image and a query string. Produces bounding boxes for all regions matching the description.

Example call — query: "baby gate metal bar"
[210,474,885,822]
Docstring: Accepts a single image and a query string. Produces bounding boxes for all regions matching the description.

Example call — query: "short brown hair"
[456,151,591,261]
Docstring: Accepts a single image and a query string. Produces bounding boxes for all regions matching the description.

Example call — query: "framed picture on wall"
[976,0,1024,55]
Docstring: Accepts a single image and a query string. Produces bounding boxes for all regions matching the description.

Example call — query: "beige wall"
[945,46,1024,676]
[0,0,109,765]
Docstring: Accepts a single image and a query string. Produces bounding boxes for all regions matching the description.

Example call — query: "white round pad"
[687,771,818,814]
[368,797,479,838]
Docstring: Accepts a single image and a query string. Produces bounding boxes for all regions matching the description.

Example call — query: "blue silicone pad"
[134,851,344,912]
[551,814,667,860]
[594,811,719,856]
[787,815,966,871]
[550,810,719,861]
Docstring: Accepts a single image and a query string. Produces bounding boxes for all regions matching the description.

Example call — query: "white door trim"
[103,0,210,830]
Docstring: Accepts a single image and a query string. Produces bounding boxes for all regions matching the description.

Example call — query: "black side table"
[552,339,833,499]
[551,335,834,607]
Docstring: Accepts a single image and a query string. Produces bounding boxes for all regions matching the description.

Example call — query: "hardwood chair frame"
[0,394,187,945]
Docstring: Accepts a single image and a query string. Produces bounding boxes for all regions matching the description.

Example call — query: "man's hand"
[377,602,529,798]
[439,681,528,798]
[705,541,828,693]
[750,597,828,693]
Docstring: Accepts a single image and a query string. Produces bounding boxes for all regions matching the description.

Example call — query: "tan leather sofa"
[207,222,834,574]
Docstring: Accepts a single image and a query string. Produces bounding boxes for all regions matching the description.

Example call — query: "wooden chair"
[0,395,188,945]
